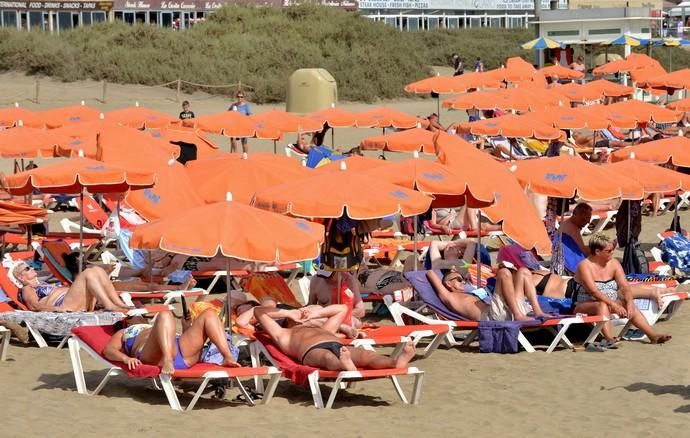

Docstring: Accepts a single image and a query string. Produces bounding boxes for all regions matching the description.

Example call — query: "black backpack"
[622,237,649,275]
[321,217,362,272]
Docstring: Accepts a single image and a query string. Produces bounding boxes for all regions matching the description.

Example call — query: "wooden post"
[176,79,181,102]
[101,80,107,103]
[34,79,40,104]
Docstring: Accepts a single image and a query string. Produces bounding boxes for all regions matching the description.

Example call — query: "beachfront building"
[0,0,567,32]
[361,0,568,31]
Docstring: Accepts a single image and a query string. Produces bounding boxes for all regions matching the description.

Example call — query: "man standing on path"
[229,91,252,153]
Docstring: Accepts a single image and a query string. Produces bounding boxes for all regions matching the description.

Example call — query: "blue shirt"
[229,102,251,116]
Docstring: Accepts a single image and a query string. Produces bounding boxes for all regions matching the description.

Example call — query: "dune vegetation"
[0,5,685,103]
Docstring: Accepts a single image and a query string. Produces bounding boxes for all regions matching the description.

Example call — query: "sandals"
[231,386,263,404]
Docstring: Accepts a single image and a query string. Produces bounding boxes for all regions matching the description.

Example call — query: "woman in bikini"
[12,262,131,312]
[572,233,671,345]
[104,309,239,375]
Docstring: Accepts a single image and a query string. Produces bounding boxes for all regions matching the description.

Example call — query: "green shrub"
[15,6,684,103]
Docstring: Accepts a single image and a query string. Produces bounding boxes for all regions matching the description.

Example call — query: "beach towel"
[305,146,345,168]
[554,233,585,275]
[661,233,690,272]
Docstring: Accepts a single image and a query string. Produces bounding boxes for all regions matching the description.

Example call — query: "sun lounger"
[0,325,9,361]
[69,325,281,411]
[38,239,208,306]
[617,291,689,338]
[385,271,610,353]
[250,332,424,409]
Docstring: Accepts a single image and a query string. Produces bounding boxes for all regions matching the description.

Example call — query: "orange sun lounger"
[69,325,281,411]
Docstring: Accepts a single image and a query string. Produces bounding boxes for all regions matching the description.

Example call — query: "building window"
[589,28,621,35]
[547,30,579,37]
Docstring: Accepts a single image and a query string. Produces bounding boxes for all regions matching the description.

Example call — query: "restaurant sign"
[0,1,112,9]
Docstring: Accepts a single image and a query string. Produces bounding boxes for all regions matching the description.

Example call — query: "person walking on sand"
[228,91,252,153]
[474,57,484,73]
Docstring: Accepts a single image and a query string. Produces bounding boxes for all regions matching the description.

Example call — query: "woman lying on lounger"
[104,309,239,375]
[10,262,131,312]
[572,233,671,345]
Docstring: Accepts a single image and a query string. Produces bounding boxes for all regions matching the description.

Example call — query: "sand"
[1,72,689,438]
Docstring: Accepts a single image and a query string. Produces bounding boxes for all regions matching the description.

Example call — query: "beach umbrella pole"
[336,271,342,305]
[476,210,481,288]
[413,215,418,271]
[225,257,232,334]
[273,140,277,155]
[331,128,335,148]
[79,190,84,273]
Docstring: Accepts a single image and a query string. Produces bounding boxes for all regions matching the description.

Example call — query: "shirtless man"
[427,267,550,321]
[254,304,415,371]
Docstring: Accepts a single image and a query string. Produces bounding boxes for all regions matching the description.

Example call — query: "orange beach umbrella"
[39,105,102,129]
[0,107,44,129]
[250,110,324,135]
[106,106,177,129]
[307,107,376,129]
[0,208,43,225]
[360,128,436,154]
[459,114,563,140]
[584,79,634,98]
[360,154,495,208]
[539,64,584,80]
[0,201,47,218]
[252,163,432,219]
[609,136,690,166]
[511,155,644,201]
[360,107,422,129]
[667,97,690,112]
[486,57,536,83]
[525,106,610,131]
[313,155,389,174]
[434,132,551,254]
[131,195,324,263]
[185,153,312,204]
[641,68,690,91]
[5,156,156,196]
[0,126,64,158]
[606,158,690,193]
[125,160,204,221]
[146,126,220,160]
[550,82,604,103]
[189,111,277,138]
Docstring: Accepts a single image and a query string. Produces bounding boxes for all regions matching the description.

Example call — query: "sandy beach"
[0,72,689,437]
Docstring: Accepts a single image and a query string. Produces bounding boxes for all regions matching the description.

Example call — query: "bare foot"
[182,276,197,290]
[395,341,416,368]
[161,358,175,376]
[650,334,672,344]
[339,347,357,371]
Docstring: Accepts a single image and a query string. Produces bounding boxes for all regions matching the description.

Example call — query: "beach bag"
[661,233,690,271]
[321,217,362,272]
[478,321,521,354]
[200,333,240,365]
[622,237,649,275]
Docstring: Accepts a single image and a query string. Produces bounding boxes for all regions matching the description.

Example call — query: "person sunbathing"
[11,262,131,312]
[572,233,671,344]
[308,270,365,328]
[426,267,550,321]
[254,304,415,371]
[104,308,239,375]
[531,269,667,310]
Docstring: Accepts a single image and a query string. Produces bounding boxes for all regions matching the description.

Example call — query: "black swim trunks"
[300,341,344,364]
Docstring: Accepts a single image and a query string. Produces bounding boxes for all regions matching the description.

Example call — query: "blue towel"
[537,295,572,314]
[554,233,586,274]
